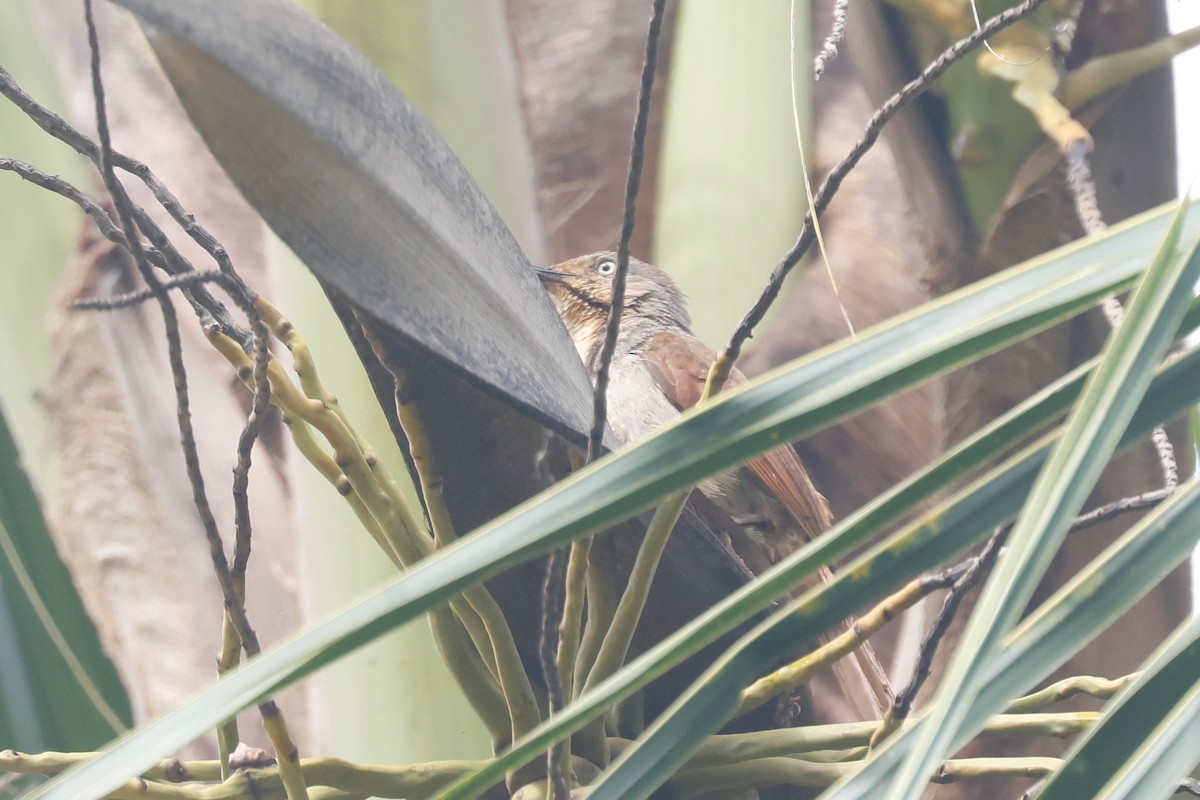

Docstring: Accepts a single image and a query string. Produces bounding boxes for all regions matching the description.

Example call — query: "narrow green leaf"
[584,208,1200,799]
[0,569,47,752]
[1039,615,1200,800]
[827,471,1200,799]
[991,484,1200,706]
[34,202,1198,798]
[1190,404,1200,464]
[501,321,1200,800]
[434,316,1200,796]
[885,199,1200,800]
[587,448,1144,798]
[436,349,1102,799]
[0,403,130,751]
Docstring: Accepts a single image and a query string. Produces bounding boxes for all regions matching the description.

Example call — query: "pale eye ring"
[597,259,616,275]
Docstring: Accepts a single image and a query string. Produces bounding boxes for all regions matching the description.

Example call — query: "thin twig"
[81,3,293,793]
[0,65,249,345]
[538,545,572,796]
[1069,487,1174,533]
[587,0,669,462]
[716,0,1051,374]
[72,270,232,310]
[0,58,248,285]
[1065,142,1107,237]
[0,157,197,293]
[736,562,967,718]
[0,156,235,333]
[813,0,850,80]
[82,0,199,589]
[224,290,272,780]
[74,267,285,621]
[69,223,271,775]
[1065,141,1178,491]
[538,1,669,795]
[65,203,276,672]
[1,156,122,241]
[870,528,1005,748]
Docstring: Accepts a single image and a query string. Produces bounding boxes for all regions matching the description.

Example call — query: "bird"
[536,251,891,721]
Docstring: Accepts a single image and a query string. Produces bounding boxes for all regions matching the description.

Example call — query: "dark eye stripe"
[562,282,609,312]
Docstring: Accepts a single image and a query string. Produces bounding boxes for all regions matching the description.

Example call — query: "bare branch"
[813,0,850,80]
[871,528,1005,748]
[1069,487,1174,533]
[587,0,669,461]
[719,0,1051,368]
[81,2,290,789]
[0,64,249,344]
[538,2,670,794]
[1065,142,1178,491]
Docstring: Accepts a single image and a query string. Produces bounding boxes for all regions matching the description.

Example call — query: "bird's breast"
[604,355,682,444]
[603,353,801,565]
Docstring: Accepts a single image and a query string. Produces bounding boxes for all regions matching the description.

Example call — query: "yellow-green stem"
[557,537,593,700]
[1062,25,1200,111]
[571,545,620,768]
[741,574,928,719]
[215,603,242,780]
[258,700,309,800]
[428,606,513,748]
[583,494,689,694]
[211,329,507,741]
[573,545,619,697]
[1004,673,1137,713]
[361,328,543,752]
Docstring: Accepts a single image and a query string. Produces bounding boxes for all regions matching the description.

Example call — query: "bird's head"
[535,252,691,355]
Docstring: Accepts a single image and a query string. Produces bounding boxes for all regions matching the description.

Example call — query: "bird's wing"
[640,330,713,410]
[643,331,833,539]
[644,330,892,719]
[644,331,892,718]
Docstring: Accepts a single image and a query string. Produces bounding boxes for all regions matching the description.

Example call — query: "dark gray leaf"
[112,0,596,442]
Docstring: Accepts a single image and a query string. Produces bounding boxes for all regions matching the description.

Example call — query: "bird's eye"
[597,259,616,275]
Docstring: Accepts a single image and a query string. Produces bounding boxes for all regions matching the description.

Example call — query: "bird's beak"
[534,266,573,285]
